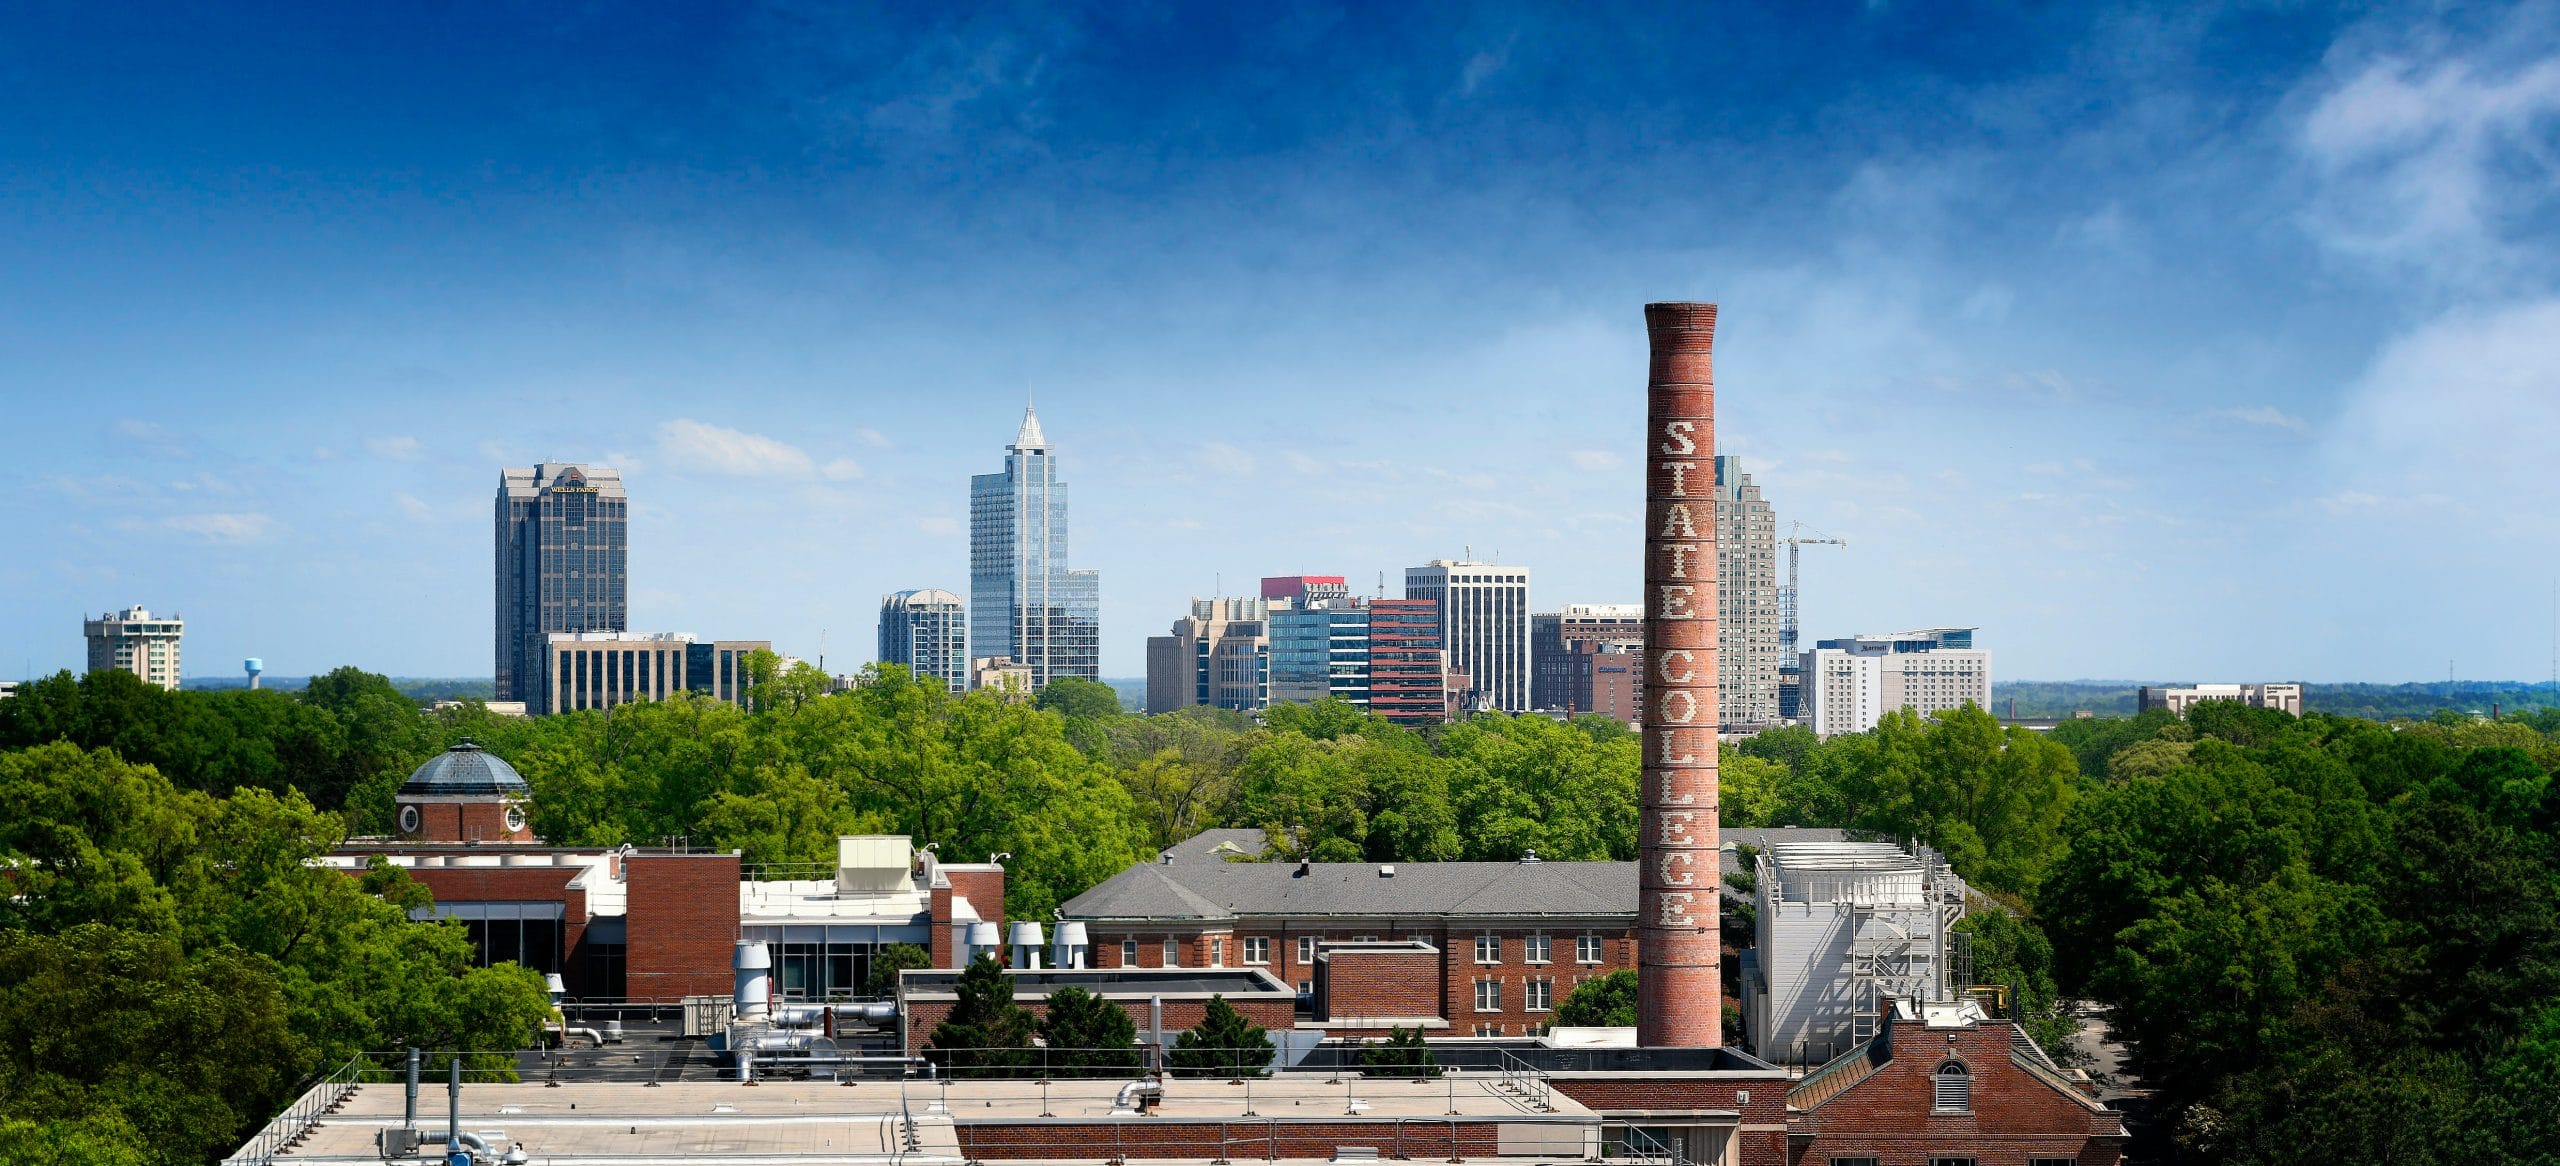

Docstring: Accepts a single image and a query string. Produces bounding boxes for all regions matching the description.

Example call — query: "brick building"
[1057,840,1639,1038]
[334,743,1006,1003]
[1780,998,2128,1163]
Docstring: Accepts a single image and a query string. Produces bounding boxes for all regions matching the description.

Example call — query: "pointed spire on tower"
[1012,398,1050,452]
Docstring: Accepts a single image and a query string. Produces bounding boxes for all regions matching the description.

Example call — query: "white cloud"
[658,419,859,481]
[1195,442,1256,476]
[2296,20,2560,281]
[856,427,892,448]
[1567,450,1621,471]
[367,435,425,461]
[165,513,275,542]
[396,492,435,521]
[2216,405,2310,434]
[2329,298,2560,507]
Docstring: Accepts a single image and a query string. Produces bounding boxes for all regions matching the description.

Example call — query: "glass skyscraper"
[1268,602,1372,707]
[969,407,1099,690]
[878,588,969,693]
[496,463,628,711]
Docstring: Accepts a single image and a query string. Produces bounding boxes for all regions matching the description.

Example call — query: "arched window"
[1932,1061,1972,1112]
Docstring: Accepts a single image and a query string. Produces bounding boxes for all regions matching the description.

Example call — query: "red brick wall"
[1315,948,1441,1023]
[405,864,590,960]
[400,800,533,844]
[1786,1022,2125,1166]
[904,995,1297,1056]
[624,852,740,1001]
[1086,921,1637,1036]
[931,885,956,967]
[944,867,1006,926]
[956,1120,1502,1160]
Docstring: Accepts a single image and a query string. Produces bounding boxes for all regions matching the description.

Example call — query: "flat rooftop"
[268,1077,1594,1165]
[899,968,1294,999]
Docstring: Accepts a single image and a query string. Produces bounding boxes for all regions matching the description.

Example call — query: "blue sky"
[4,2,2558,683]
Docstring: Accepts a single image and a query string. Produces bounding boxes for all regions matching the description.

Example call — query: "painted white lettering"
[1660,503,1698,539]
[1658,649,1695,684]
[1654,729,1695,766]
[1666,544,1694,579]
[1660,421,1697,456]
[1658,770,1696,804]
[1659,584,1693,618]
[1659,852,1695,886]
[1660,810,1695,846]
[1662,461,1694,497]
[1658,892,1694,927]
[1663,689,1697,724]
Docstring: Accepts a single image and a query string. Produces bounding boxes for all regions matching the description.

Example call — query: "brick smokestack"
[1638,302,1722,1048]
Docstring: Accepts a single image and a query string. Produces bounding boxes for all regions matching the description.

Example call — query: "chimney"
[1638,302,1723,1047]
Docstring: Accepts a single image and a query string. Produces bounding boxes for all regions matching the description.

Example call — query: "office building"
[496,463,629,707]
[969,656,1034,700]
[1530,604,1643,714]
[878,589,968,692]
[1799,628,1991,738]
[2137,682,2304,717]
[1260,575,1352,605]
[1366,597,1448,725]
[84,604,183,690]
[969,407,1100,692]
[538,632,773,715]
[1714,457,1782,728]
[1269,599,1372,707]
[1143,597,1270,714]
[1403,560,1530,713]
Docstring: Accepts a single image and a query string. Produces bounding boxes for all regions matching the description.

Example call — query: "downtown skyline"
[6,4,2560,683]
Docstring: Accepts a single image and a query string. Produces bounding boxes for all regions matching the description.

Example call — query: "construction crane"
[1777,522,1846,720]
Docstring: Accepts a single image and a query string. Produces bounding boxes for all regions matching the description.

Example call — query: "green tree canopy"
[927,955,1034,1076]
[1554,969,1638,1028]
[1035,986,1140,1077]
[1169,995,1270,1078]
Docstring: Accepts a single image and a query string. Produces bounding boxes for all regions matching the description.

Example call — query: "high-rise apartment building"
[1715,456,1781,728]
[969,407,1100,692]
[1800,628,1991,738]
[878,589,968,692]
[1530,604,1644,713]
[1403,560,1530,714]
[497,464,629,708]
[1144,598,1270,714]
[1366,598,1448,725]
[84,605,183,690]
[1269,599,1373,708]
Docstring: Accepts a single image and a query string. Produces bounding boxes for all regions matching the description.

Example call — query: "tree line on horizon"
[6,660,2560,1164]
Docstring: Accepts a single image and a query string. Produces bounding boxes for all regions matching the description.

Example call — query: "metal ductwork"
[963,921,1001,966]
[733,940,772,1023]
[1009,921,1045,968]
[1051,921,1090,969]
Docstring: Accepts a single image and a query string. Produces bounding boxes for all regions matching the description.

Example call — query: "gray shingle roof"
[1061,857,1636,922]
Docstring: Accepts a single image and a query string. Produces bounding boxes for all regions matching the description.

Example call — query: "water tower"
[243,658,263,690]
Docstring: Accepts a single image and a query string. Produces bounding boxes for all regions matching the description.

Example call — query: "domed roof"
[400,740,529,798]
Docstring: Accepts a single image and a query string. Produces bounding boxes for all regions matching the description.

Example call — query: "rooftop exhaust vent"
[1379,864,1396,878]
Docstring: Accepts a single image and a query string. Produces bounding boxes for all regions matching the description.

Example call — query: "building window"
[1577,933,1603,964]
[1210,938,1225,967]
[1163,937,1180,967]
[1475,934,1500,964]
[1297,980,1312,995]
[1932,1063,1972,1113]
[1242,937,1270,965]
[398,805,421,834]
[1525,978,1553,1012]
[1929,1160,1976,1166]
[1122,939,1140,966]
[1524,934,1551,964]
[1474,979,1502,1011]
[1297,936,1318,964]
[1829,1159,1879,1166]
